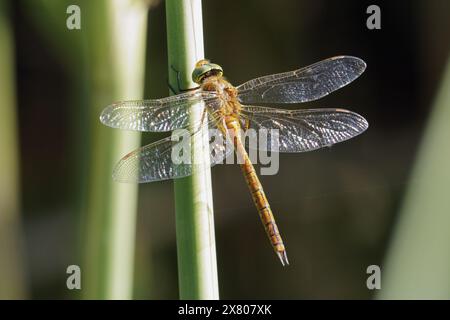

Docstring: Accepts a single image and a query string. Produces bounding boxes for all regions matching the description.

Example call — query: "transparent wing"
[240,106,368,152]
[100,91,220,132]
[236,56,366,104]
[112,120,234,183]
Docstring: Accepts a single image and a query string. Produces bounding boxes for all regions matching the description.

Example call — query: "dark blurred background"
[1,0,449,299]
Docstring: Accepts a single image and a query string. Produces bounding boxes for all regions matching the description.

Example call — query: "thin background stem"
[0,0,26,299]
[378,58,450,299]
[82,0,148,299]
[376,2,450,299]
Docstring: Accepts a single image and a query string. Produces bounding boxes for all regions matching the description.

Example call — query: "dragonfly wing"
[100,91,220,132]
[113,123,232,183]
[236,56,366,104]
[113,135,191,183]
[240,106,368,152]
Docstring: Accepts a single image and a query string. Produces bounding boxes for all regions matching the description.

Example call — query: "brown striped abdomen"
[225,117,289,266]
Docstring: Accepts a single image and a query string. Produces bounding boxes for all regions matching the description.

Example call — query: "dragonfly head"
[192,59,223,84]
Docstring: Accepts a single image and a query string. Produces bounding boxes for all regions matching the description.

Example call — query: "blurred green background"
[1,0,449,299]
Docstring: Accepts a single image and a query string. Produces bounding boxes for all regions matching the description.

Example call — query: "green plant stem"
[166,0,219,299]
[0,0,26,299]
[82,0,148,299]
[378,58,450,299]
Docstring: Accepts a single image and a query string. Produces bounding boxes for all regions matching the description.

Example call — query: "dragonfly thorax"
[201,75,241,117]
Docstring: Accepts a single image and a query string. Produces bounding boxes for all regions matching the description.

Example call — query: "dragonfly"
[100,56,368,266]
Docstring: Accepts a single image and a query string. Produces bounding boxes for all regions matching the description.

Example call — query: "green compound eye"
[192,61,223,83]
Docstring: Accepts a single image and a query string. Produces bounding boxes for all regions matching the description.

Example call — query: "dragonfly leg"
[200,107,208,126]
[238,114,251,131]
[244,117,250,131]
[167,79,178,95]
